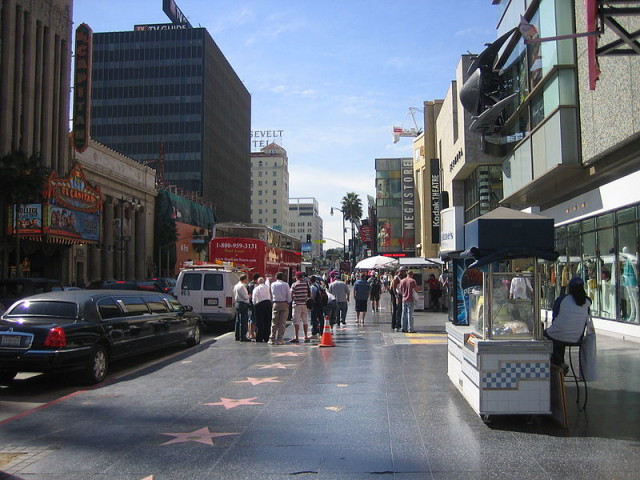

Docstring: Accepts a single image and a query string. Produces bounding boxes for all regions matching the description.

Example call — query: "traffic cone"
[318,315,335,347]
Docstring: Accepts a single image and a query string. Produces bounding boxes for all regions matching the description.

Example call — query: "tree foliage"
[341,192,362,224]
[0,151,50,204]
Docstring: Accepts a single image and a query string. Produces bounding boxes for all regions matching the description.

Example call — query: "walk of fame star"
[160,427,238,446]
[256,362,295,369]
[235,377,282,385]
[272,351,306,357]
[203,397,264,409]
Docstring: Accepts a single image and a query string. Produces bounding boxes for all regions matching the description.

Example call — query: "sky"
[72,0,499,252]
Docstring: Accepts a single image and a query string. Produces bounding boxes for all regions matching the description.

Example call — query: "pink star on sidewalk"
[160,427,238,446]
[256,363,295,369]
[273,351,306,357]
[203,397,264,409]
[235,377,282,385]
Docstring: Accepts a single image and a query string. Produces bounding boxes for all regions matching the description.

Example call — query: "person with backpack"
[309,275,326,340]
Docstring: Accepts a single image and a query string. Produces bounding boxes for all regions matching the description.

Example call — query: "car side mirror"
[183,305,193,312]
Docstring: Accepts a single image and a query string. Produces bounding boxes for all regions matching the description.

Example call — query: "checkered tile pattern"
[482,361,549,390]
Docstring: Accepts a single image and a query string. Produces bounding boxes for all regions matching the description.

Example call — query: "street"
[1,296,640,479]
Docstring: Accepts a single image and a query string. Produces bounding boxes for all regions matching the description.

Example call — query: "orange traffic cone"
[318,315,335,347]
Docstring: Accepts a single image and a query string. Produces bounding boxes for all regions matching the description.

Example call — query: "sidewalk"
[1,295,639,479]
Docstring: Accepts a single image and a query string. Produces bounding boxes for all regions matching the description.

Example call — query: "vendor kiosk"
[444,208,558,418]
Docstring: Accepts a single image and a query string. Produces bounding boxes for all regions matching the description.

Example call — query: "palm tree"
[0,151,50,276]
[341,192,362,264]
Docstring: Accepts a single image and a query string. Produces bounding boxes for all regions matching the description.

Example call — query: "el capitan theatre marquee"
[9,163,102,245]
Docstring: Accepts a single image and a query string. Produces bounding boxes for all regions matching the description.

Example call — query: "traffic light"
[306,234,311,243]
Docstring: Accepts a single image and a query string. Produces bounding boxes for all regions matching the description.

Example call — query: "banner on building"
[401,158,415,252]
[430,158,441,243]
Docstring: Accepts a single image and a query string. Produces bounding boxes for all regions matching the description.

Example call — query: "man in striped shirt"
[290,272,311,343]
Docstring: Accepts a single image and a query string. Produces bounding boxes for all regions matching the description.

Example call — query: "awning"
[398,257,443,267]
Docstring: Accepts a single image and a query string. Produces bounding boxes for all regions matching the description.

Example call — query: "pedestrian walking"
[369,272,382,312]
[290,272,311,343]
[329,276,350,326]
[270,272,291,345]
[399,270,418,333]
[252,277,272,342]
[233,273,251,342]
[353,272,371,324]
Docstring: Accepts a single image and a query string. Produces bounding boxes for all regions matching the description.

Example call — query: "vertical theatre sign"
[430,158,441,243]
[401,158,415,252]
[73,23,92,153]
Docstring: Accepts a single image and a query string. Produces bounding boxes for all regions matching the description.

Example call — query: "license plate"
[1,335,22,347]
[204,298,218,306]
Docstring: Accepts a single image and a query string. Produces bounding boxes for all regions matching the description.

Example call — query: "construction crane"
[392,107,423,143]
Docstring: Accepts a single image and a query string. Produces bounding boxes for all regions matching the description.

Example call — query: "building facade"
[89,26,251,223]
[250,143,289,231]
[451,0,640,338]
[288,197,323,259]
[73,139,157,284]
[0,0,73,278]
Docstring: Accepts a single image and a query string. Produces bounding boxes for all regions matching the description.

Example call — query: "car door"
[142,295,189,345]
[113,295,161,354]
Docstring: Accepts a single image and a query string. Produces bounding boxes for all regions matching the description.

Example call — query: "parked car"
[0,289,202,384]
[87,280,164,293]
[0,278,64,314]
[174,266,240,326]
[145,277,177,295]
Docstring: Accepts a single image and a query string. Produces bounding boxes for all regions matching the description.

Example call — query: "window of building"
[273,181,277,186]
[542,203,640,324]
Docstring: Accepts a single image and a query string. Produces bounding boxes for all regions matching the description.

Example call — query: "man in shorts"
[352,272,371,324]
[290,272,311,342]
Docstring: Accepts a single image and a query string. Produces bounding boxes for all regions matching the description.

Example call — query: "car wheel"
[186,323,202,347]
[83,345,108,384]
[0,370,17,383]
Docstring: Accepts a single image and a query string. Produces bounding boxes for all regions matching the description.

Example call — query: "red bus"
[209,223,302,282]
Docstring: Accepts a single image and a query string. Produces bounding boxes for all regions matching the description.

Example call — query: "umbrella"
[354,255,398,270]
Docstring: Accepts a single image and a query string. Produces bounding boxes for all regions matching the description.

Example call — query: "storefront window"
[550,204,640,325]
[618,222,639,324]
[597,228,615,318]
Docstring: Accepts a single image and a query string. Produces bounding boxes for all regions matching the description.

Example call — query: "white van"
[175,266,241,326]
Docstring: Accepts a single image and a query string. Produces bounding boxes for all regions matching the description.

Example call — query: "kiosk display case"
[444,208,558,418]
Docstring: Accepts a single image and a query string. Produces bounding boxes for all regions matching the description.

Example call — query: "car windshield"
[5,301,78,319]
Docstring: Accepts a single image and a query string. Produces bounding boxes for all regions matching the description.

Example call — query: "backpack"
[315,285,328,307]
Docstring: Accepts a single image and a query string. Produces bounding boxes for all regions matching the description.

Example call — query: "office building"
[90,26,251,223]
[250,143,289,231]
[289,198,323,259]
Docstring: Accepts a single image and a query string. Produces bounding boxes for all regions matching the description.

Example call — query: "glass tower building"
[90,27,251,223]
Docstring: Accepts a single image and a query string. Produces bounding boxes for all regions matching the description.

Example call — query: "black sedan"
[0,289,202,384]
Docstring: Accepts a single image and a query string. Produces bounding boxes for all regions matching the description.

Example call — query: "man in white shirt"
[233,273,251,342]
[270,272,292,344]
[329,277,350,326]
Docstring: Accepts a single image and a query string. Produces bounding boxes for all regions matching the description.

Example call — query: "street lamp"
[330,207,347,262]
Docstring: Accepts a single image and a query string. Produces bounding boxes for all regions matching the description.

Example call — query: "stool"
[557,336,588,411]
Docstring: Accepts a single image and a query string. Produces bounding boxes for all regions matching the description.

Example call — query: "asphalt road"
[0,324,231,423]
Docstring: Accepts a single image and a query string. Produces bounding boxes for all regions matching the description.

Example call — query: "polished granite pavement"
[1,295,639,479]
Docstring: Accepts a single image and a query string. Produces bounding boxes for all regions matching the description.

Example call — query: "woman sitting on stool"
[544,277,592,371]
